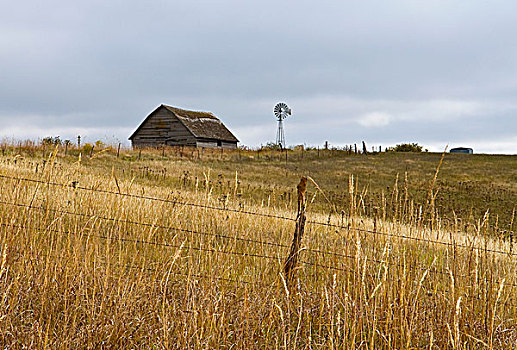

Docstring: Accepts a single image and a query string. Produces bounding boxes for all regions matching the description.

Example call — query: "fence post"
[284,177,308,290]
[117,143,121,158]
[285,149,288,177]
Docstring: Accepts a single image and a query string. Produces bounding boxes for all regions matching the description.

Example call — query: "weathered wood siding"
[196,139,237,149]
[221,141,237,149]
[196,140,218,148]
[131,109,196,148]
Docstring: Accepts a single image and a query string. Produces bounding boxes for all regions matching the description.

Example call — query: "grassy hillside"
[6,146,517,230]
[6,144,512,233]
[0,144,516,347]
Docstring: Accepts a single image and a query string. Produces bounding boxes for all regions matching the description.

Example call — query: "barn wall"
[221,141,237,149]
[131,108,196,148]
[196,140,218,148]
[195,139,237,149]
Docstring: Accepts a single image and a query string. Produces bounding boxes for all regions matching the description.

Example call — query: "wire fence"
[0,173,296,222]
[3,218,516,289]
[0,173,515,259]
[3,196,514,278]
[0,199,290,250]
[2,168,517,295]
[2,199,517,312]
[1,198,517,289]
[4,217,517,314]
[0,201,355,274]
[3,159,517,330]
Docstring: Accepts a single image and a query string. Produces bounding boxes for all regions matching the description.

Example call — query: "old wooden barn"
[129,105,239,149]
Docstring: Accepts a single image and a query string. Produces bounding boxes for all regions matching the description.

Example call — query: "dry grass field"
[0,143,516,348]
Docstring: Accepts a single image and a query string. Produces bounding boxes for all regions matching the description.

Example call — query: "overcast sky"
[1,0,516,153]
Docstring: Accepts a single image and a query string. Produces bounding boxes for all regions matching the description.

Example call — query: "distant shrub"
[262,142,282,151]
[41,136,62,146]
[389,143,424,152]
[82,143,94,154]
[94,140,106,149]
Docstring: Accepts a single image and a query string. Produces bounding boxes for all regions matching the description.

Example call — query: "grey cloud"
[0,0,516,152]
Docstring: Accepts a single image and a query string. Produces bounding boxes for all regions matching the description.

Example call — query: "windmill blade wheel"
[274,102,289,119]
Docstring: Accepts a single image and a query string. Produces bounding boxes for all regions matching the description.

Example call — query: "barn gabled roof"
[163,105,239,142]
[129,104,239,142]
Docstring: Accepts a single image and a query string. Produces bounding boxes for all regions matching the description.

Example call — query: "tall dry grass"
[0,148,516,348]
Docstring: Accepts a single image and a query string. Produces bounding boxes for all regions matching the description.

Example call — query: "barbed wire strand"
[1,173,515,259]
[0,199,289,249]
[0,173,297,221]
[3,220,517,289]
[0,198,422,263]
[1,222,282,261]
[0,175,515,261]
[306,219,517,258]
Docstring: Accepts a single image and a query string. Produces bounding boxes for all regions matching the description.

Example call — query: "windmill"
[274,102,292,149]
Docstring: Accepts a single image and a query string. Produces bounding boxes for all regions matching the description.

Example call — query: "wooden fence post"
[285,149,288,177]
[284,177,308,289]
[117,143,121,158]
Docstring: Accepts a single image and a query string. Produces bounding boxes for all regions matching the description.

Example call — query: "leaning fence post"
[284,176,308,290]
